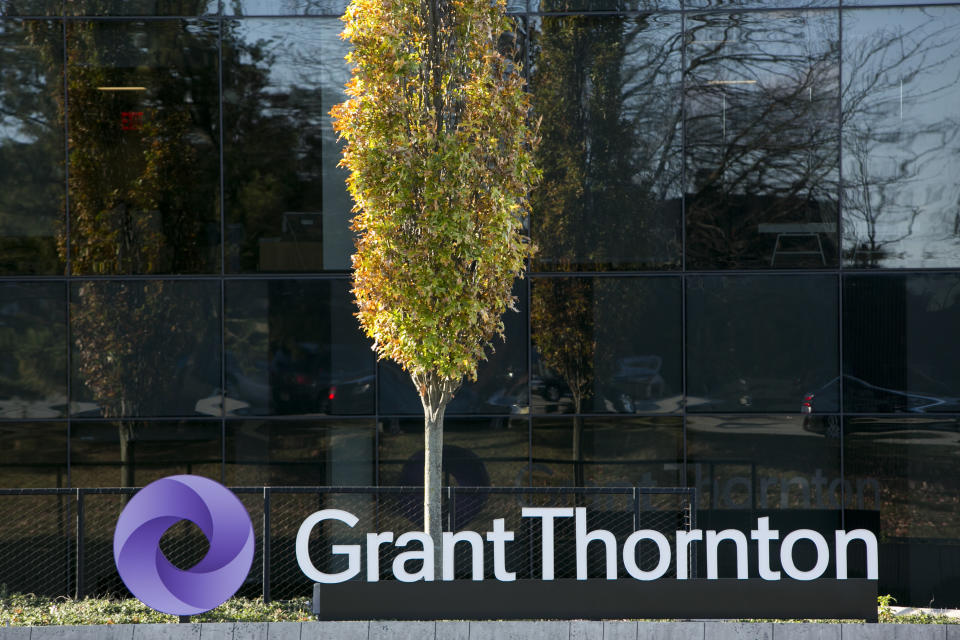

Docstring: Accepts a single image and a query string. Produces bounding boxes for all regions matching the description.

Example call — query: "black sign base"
[313,579,877,622]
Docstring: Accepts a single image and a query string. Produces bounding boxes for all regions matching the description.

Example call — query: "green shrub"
[0,594,311,626]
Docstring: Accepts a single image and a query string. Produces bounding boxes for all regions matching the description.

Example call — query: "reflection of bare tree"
[684,12,840,268]
[530,13,680,484]
[841,10,960,267]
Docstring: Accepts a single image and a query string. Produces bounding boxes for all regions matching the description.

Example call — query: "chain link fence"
[0,486,695,601]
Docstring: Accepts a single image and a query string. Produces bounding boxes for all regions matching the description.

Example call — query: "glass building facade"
[1,0,960,606]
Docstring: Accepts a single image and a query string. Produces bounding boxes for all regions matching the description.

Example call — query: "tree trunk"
[119,422,136,503]
[572,393,584,487]
[423,398,445,576]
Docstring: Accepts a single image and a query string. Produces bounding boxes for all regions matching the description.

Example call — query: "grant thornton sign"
[296,508,878,583]
[114,476,878,621]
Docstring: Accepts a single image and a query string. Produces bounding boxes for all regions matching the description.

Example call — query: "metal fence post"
[447,487,455,532]
[690,488,698,579]
[263,487,271,603]
[75,489,84,599]
[632,487,640,531]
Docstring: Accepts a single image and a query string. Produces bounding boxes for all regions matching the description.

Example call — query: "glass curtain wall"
[1,0,959,605]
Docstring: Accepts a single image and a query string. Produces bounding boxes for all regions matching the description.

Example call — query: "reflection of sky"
[232,19,349,98]
[842,7,960,266]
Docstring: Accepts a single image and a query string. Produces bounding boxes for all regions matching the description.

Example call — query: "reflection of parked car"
[607,355,665,413]
[802,374,960,418]
[270,342,374,414]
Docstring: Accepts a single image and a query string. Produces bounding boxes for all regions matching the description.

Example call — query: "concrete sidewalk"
[1,621,958,640]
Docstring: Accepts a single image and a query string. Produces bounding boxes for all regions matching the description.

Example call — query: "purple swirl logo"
[113,475,254,615]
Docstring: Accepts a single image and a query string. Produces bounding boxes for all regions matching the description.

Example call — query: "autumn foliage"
[331,0,539,403]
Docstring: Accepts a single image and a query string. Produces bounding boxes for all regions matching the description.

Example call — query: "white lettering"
[622,530,671,581]
[780,529,829,581]
[750,517,780,580]
[486,518,516,582]
[835,529,878,580]
[706,529,748,579]
[296,509,360,584]
[442,531,484,581]
[392,531,434,582]
[575,507,616,580]
[675,529,702,580]
[522,507,573,580]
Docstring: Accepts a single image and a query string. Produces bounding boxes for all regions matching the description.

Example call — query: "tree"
[332,0,539,564]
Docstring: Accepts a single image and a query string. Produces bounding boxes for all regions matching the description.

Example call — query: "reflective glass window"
[225,419,374,486]
[0,20,63,274]
[225,0,347,16]
[686,275,839,413]
[0,2,60,16]
[842,8,960,268]
[684,11,840,269]
[529,0,675,13]
[531,416,682,488]
[531,276,681,415]
[379,282,527,416]
[0,423,66,487]
[224,279,374,417]
[378,417,528,488]
[65,0,218,15]
[843,274,960,413]
[70,280,220,418]
[530,14,682,271]
[69,420,221,487]
[687,415,841,578]
[0,282,66,418]
[223,18,352,273]
[845,417,960,602]
[686,0,835,9]
[65,20,220,275]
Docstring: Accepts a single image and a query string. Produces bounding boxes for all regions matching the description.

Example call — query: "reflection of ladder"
[770,232,826,266]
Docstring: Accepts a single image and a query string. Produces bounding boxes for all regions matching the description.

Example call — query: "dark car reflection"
[223,343,373,416]
[802,374,960,417]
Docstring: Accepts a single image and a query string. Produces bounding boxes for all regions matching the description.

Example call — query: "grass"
[0,593,955,626]
[0,594,312,626]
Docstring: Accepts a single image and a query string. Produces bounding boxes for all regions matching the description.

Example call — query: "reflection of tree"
[530,13,680,484]
[841,13,960,267]
[684,12,840,268]
[0,21,63,274]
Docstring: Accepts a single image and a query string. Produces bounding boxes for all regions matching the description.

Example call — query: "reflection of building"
[0,1,959,608]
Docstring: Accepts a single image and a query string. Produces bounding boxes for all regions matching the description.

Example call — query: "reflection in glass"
[378,417,527,488]
[843,274,960,413]
[531,417,682,488]
[66,20,219,274]
[531,276,681,415]
[687,415,841,577]
[842,8,960,268]
[70,420,220,488]
[65,0,218,15]
[0,423,66,488]
[529,0,674,14]
[0,283,66,418]
[530,14,682,271]
[225,419,374,485]
[225,0,348,16]
[224,279,374,416]
[223,19,353,272]
[378,282,527,416]
[70,280,220,418]
[0,20,63,274]
[686,275,839,412]
[685,11,840,269]
[845,417,960,602]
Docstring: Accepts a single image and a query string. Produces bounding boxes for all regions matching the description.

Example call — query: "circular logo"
[113,475,254,615]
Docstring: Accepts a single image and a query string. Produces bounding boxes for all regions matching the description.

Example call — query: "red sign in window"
[120,111,144,131]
